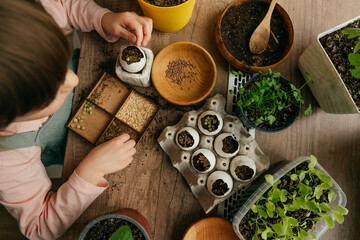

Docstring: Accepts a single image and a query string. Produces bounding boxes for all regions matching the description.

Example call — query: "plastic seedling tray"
[232,156,347,240]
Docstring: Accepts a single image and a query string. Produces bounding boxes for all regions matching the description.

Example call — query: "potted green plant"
[298,16,360,114]
[233,70,312,132]
[78,209,151,240]
[232,156,348,240]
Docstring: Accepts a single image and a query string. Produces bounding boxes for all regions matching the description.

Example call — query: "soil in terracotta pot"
[211,179,229,196]
[243,81,298,130]
[221,1,288,66]
[122,46,144,64]
[319,19,360,109]
[177,130,194,148]
[144,0,188,7]
[222,136,239,153]
[193,153,211,171]
[84,218,146,240]
[201,114,220,132]
[238,162,329,240]
[235,165,254,180]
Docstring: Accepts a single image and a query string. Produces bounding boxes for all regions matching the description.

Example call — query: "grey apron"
[0,49,79,166]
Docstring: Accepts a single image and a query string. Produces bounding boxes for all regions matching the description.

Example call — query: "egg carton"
[158,94,270,213]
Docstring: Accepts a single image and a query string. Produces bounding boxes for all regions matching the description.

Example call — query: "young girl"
[0,0,152,239]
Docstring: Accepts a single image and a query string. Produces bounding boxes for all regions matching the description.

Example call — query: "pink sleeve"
[0,147,108,239]
[38,0,119,42]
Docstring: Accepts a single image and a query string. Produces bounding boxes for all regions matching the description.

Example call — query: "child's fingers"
[123,139,136,150]
[126,20,143,47]
[137,17,152,46]
[113,133,130,143]
[115,26,136,43]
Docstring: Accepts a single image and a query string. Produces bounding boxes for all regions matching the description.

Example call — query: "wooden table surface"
[61,0,360,239]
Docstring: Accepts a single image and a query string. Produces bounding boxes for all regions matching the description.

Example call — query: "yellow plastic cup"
[137,0,196,33]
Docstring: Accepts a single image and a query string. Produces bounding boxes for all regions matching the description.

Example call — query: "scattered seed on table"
[70,124,75,127]
[76,125,81,129]
[80,126,85,130]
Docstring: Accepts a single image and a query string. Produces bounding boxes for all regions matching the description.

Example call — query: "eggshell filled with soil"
[176,127,200,151]
[191,148,216,173]
[206,171,233,197]
[120,45,146,73]
[230,155,256,182]
[214,133,240,158]
[197,110,223,136]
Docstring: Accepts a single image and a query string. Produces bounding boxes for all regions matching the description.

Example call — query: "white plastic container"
[232,156,347,240]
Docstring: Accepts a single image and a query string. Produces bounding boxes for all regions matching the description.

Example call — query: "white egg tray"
[158,94,270,213]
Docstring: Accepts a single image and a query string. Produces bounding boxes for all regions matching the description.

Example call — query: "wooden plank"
[59,1,360,240]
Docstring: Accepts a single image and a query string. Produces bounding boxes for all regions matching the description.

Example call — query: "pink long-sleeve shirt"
[0,1,118,239]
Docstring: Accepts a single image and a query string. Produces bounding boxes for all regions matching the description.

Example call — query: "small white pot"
[119,45,146,73]
[206,171,233,197]
[176,127,200,151]
[214,133,240,158]
[197,110,223,136]
[191,148,216,173]
[230,155,256,182]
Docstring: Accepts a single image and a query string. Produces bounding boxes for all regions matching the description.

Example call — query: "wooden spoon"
[249,0,278,54]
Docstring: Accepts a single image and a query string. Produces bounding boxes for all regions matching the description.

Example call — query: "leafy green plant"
[240,156,348,240]
[342,28,360,78]
[233,70,313,126]
[108,225,134,240]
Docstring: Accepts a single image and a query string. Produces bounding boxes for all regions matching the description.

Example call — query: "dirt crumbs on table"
[221,1,288,66]
[212,179,229,196]
[122,46,144,64]
[144,0,187,7]
[177,130,194,148]
[201,114,219,132]
[193,153,211,171]
[116,91,158,132]
[84,218,146,240]
[235,165,254,180]
[165,59,197,87]
[222,136,239,153]
[97,119,139,145]
[319,19,360,109]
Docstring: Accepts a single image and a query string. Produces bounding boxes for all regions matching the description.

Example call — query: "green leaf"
[321,213,335,228]
[256,118,264,124]
[309,232,317,239]
[288,217,299,226]
[342,28,360,38]
[231,70,239,75]
[354,40,360,53]
[251,204,258,213]
[299,228,309,238]
[299,171,306,181]
[305,200,319,212]
[328,190,337,203]
[333,206,349,215]
[351,68,360,78]
[295,196,305,205]
[265,174,274,185]
[290,174,298,181]
[108,225,134,240]
[304,104,312,116]
[267,209,274,218]
[271,223,286,236]
[316,172,333,187]
[305,72,315,84]
[319,202,332,212]
[348,53,360,66]
[309,155,317,170]
[333,211,345,224]
[229,89,234,94]
[299,183,309,196]
[261,227,273,240]
[239,88,245,95]
[268,115,276,125]
[237,99,243,106]
[266,201,276,212]
[259,208,268,218]
[317,182,332,190]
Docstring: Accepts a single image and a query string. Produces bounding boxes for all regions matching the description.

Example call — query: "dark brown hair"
[0,0,70,128]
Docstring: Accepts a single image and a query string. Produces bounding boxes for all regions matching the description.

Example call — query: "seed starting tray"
[67,72,159,145]
[158,94,270,213]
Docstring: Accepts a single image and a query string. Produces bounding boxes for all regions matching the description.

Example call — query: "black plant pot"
[234,74,301,132]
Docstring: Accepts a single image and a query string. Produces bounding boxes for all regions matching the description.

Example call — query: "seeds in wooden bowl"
[165,59,196,87]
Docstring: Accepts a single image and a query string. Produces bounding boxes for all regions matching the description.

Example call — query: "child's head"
[0,0,76,128]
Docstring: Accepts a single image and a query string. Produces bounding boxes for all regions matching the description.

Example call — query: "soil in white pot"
[84,218,146,240]
[319,19,360,109]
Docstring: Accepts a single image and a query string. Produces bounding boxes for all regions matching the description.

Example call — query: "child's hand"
[75,134,136,186]
[102,12,152,47]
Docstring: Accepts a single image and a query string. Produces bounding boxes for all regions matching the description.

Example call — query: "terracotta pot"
[78,209,151,240]
[298,15,360,114]
[215,0,294,72]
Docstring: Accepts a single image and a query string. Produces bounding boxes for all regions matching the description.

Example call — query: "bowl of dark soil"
[191,148,216,173]
[214,133,240,158]
[215,0,294,72]
[230,155,256,182]
[234,71,305,132]
[206,171,233,197]
[137,0,196,32]
[78,209,151,240]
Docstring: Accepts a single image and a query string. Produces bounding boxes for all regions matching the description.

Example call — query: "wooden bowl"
[215,0,294,72]
[182,217,239,240]
[152,42,216,106]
